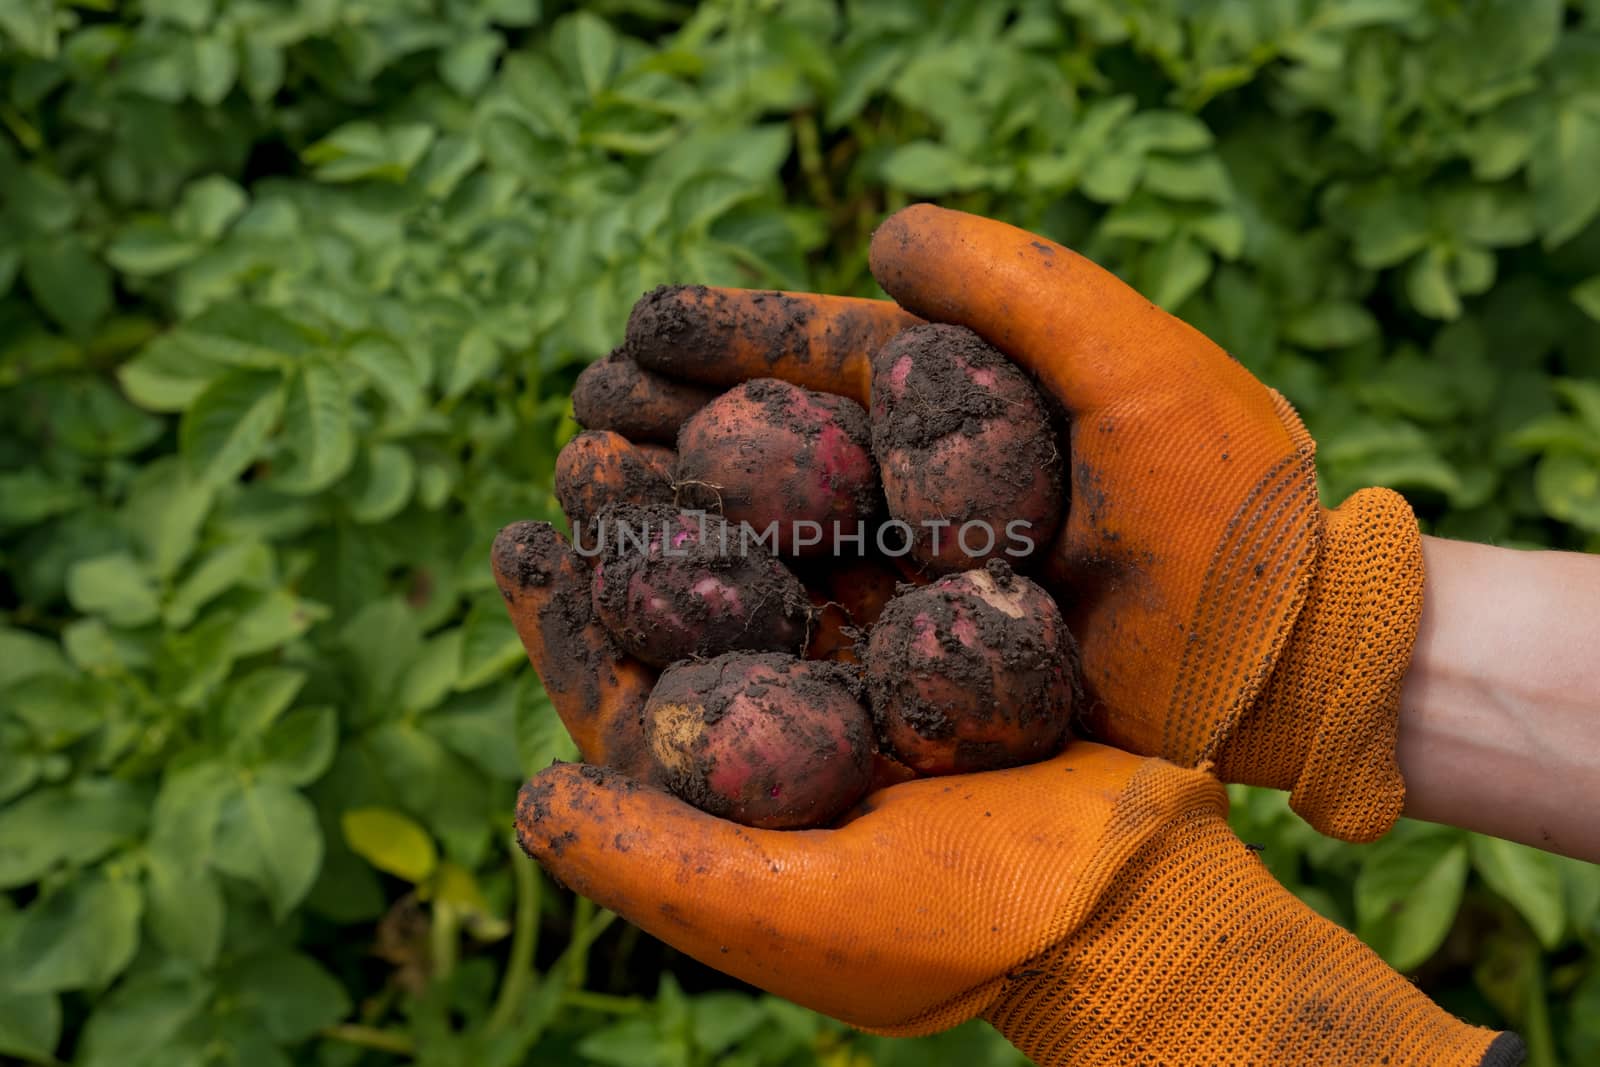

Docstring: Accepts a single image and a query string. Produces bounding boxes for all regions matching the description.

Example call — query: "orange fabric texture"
[518,743,1509,1065]
[867,205,1425,842]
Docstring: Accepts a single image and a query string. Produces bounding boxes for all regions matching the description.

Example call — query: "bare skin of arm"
[1398,535,1600,861]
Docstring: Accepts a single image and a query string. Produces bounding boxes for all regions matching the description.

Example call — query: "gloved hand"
[615,206,1425,843]
[491,525,1520,1067]
[494,246,1518,1062]
[514,730,1517,1063]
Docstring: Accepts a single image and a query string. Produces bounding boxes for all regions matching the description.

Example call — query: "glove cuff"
[1216,486,1424,842]
[984,792,1516,1067]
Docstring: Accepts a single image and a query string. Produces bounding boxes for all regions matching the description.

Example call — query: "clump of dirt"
[589,503,811,667]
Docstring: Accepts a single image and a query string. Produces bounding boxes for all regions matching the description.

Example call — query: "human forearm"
[1398,535,1600,860]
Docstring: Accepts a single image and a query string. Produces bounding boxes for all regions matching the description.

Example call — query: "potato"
[676,379,879,556]
[590,504,811,667]
[865,561,1078,775]
[870,324,1063,572]
[555,430,676,539]
[572,351,715,444]
[644,652,875,828]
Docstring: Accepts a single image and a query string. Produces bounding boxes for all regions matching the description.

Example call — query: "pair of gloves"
[496,207,1525,1065]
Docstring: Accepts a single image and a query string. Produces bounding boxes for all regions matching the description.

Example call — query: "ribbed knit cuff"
[1217,487,1423,842]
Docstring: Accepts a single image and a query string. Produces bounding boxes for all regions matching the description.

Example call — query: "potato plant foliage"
[3,2,1600,1065]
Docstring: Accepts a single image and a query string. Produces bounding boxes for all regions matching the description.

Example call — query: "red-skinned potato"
[590,504,811,668]
[870,324,1063,572]
[643,652,875,829]
[865,560,1079,775]
[676,379,878,557]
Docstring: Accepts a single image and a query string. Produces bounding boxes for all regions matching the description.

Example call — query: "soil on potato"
[866,559,1080,771]
[676,378,879,538]
[871,324,1065,566]
[646,652,870,827]
[590,503,811,665]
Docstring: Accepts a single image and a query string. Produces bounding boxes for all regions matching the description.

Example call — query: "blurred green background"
[3,1,1600,1064]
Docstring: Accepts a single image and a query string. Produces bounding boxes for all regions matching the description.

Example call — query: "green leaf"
[1530,103,1600,248]
[1472,836,1566,948]
[346,335,426,416]
[1121,110,1213,153]
[0,469,85,529]
[1355,826,1469,971]
[145,853,225,965]
[174,176,248,240]
[179,301,316,367]
[0,988,59,1062]
[399,629,463,713]
[107,221,203,275]
[562,11,619,95]
[272,358,356,494]
[1407,246,1461,320]
[444,327,501,399]
[166,540,272,627]
[149,761,234,857]
[0,779,146,889]
[880,141,999,195]
[6,672,105,748]
[1533,451,1600,531]
[1285,303,1378,349]
[221,667,307,741]
[1142,154,1231,202]
[119,333,232,412]
[441,31,504,96]
[256,706,338,786]
[123,457,216,581]
[212,780,322,920]
[75,965,211,1067]
[6,873,144,994]
[179,368,287,487]
[1142,232,1212,310]
[345,443,414,523]
[1573,275,1600,321]
[23,235,111,334]
[0,627,68,688]
[341,807,438,883]
[690,991,766,1054]
[226,588,325,658]
[67,552,162,628]
[187,33,238,105]
[304,122,438,183]
[457,597,525,690]
[0,0,59,58]
[224,950,351,1041]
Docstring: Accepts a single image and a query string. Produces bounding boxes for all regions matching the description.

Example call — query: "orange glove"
[619,208,1424,843]
[515,740,1520,1066]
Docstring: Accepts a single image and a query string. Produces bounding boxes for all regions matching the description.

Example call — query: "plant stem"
[486,841,542,1032]
[567,896,595,990]
[320,1024,416,1057]
[430,900,460,984]
[562,990,646,1015]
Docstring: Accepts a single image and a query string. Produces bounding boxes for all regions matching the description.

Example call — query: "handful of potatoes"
[557,287,1081,829]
